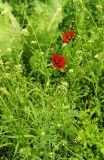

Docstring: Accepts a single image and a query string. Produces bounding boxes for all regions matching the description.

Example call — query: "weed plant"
[0,0,104,160]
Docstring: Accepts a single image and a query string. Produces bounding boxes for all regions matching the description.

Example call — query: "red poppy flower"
[52,53,66,69]
[62,30,75,43]
[62,33,71,43]
[68,30,75,38]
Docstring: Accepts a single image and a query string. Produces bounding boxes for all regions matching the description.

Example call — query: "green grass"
[0,0,104,159]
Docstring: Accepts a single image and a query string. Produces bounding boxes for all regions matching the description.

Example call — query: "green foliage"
[0,1,22,56]
[23,0,62,52]
[22,0,70,80]
[0,0,104,160]
[0,56,79,159]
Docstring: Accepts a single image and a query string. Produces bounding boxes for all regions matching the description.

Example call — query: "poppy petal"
[52,53,66,69]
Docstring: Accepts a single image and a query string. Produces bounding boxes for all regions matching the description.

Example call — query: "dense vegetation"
[0,0,104,159]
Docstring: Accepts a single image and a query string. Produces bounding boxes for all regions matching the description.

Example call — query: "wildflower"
[76,50,83,54]
[58,81,68,92]
[21,28,29,36]
[68,30,75,38]
[62,30,75,43]
[95,54,99,59]
[61,81,68,88]
[52,53,66,69]
[62,33,70,43]
[62,43,67,48]
[71,18,75,22]
[40,51,44,55]
[69,69,74,73]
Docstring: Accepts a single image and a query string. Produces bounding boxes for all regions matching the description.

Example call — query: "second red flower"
[62,30,75,43]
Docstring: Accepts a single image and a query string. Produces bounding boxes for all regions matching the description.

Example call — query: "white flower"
[15,64,22,70]
[61,81,68,87]
[95,54,99,59]
[21,28,29,36]
[69,69,74,73]
[40,51,44,55]
[59,81,69,92]
[62,43,67,48]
